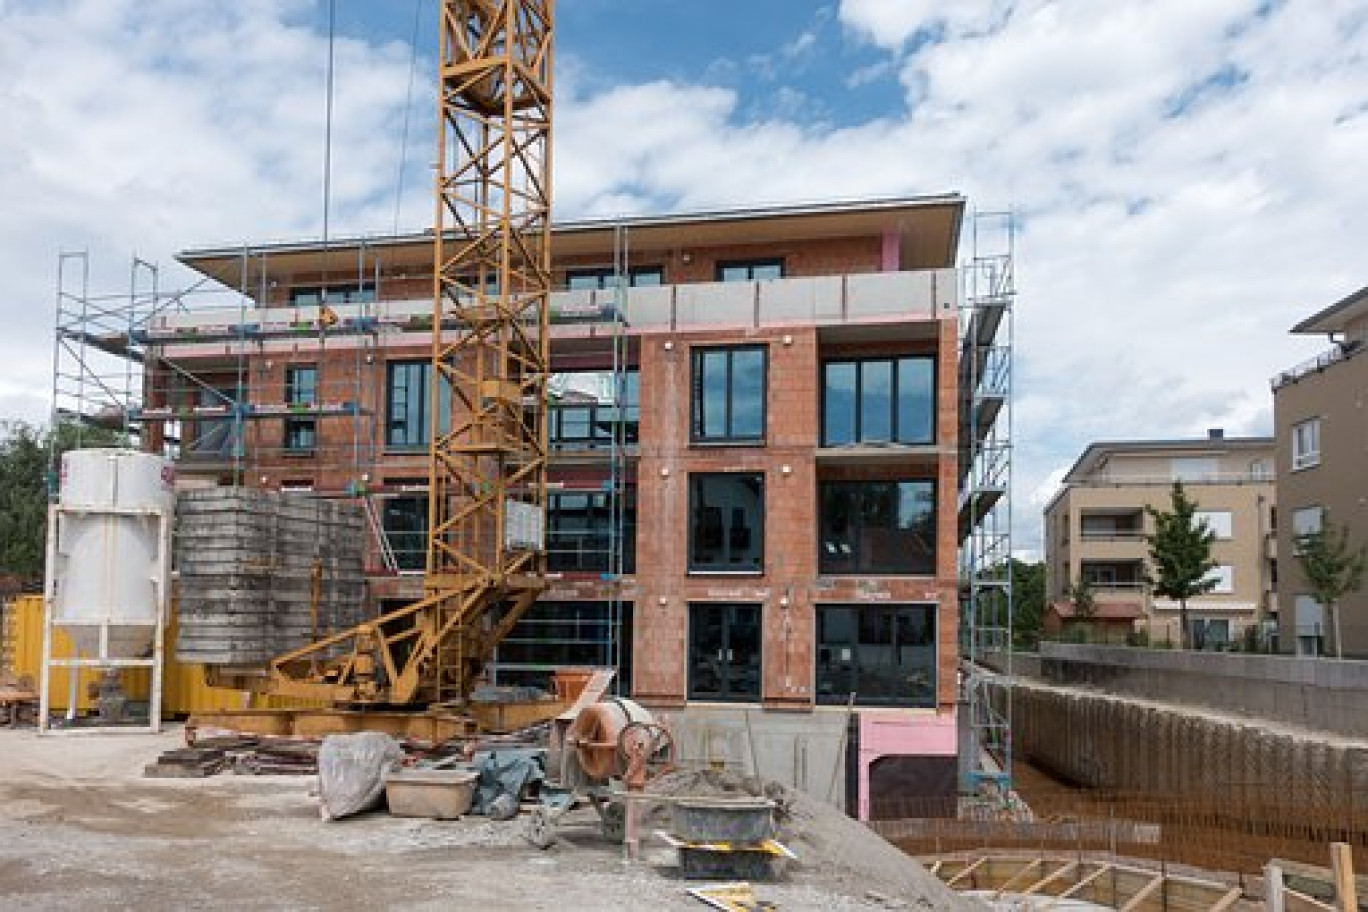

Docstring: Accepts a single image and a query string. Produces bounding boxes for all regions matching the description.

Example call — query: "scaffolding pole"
[960,209,1016,795]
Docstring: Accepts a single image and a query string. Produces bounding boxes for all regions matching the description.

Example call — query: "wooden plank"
[993,858,1043,900]
[1020,861,1079,898]
[1044,864,1111,909]
[1267,865,1287,912]
[1332,843,1357,912]
[1207,886,1244,911]
[1118,872,1164,911]
[946,856,987,889]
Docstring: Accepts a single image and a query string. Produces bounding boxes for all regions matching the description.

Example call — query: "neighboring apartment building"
[1272,286,1368,657]
[118,195,979,815]
[1044,434,1276,647]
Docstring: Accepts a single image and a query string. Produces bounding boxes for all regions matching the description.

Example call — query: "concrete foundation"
[656,704,957,820]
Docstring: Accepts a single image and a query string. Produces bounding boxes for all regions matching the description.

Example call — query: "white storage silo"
[41,448,173,733]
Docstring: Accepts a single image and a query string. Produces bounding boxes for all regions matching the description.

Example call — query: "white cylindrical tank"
[50,449,174,656]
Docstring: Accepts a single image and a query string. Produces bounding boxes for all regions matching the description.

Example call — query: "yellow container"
[1,594,314,717]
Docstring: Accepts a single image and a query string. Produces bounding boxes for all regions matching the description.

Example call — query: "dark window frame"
[546,488,637,574]
[283,364,317,454]
[816,603,936,708]
[380,493,428,573]
[690,345,768,444]
[565,265,664,290]
[715,258,785,282]
[689,473,765,573]
[548,369,640,450]
[821,355,936,446]
[385,360,451,450]
[688,602,763,702]
[818,479,936,576]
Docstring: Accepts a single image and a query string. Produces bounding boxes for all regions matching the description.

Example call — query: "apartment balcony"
[123,269,960,357]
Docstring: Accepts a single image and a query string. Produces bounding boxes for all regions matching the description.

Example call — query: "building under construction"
[49,194,1015,818]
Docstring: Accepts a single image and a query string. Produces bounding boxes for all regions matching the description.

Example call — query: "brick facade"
[167,199,967,719]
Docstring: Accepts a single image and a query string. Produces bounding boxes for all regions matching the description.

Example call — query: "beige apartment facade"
[1273,286,1368,657]
[1044,435,1276,648]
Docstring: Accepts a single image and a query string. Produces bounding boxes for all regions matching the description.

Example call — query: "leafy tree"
[1010,559,1045,649]
[1295,523,1366,659]
[0,420,127,582]
[1145,482,1217,650]
[1066,577,1098,620]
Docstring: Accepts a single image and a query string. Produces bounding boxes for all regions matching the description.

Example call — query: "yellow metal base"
[186,707,479,743]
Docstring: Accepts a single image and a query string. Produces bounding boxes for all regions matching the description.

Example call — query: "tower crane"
[218,0,555,708]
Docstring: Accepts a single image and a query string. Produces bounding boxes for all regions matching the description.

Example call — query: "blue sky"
[2,0,1365,554]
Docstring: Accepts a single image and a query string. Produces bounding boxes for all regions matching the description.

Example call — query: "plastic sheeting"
[470,748,547,816]
[318,732,403,821]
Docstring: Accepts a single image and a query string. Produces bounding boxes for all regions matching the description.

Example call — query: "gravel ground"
[0,727,979,911]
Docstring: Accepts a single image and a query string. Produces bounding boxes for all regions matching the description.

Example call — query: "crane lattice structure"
[266,0,553,704]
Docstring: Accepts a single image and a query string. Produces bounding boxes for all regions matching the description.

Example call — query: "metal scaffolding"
[959,209,1016,794]
[48,249,385,494]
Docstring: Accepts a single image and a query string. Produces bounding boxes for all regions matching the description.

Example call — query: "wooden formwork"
[925,852,1248,910]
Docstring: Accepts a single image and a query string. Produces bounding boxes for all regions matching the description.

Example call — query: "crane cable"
[393,0,424,235]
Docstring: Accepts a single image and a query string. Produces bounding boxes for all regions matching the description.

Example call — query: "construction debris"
[143,747,228,778]
[686,882,778,911]
[0,672,37,727]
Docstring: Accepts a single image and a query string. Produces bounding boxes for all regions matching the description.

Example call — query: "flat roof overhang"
[1291,285,1368,335]
[177,194,966,291]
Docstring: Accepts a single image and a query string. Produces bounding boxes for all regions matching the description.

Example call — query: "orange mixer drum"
[565,698,655,781]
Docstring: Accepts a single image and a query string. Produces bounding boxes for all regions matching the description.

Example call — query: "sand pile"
[646,768,983,910]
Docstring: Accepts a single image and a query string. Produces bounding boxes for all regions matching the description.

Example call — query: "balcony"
[128,269,960,356]
[1079,510,1145,542]
[1271,338,1363,391]
[1080,560,1147,594]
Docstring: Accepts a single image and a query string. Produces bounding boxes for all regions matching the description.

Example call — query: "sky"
[2,0,1364,555]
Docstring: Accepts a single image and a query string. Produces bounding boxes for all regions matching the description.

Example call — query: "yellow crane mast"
[260,0,554,706]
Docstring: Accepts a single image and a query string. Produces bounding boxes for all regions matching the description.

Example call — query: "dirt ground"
[0,726,976,911]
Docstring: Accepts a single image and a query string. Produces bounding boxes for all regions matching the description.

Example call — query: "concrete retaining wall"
[1033,643,1368,738]
[1011,679,1368,800]
[662,705,851,810]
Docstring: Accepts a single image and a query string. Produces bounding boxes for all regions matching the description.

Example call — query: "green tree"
[1145,482,1217,650]
[1295,523,1366,659]
[0,420,127,581]
[1010,558,1045,649]
[1066,577,1097,620]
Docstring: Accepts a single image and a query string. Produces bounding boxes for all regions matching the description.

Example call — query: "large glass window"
[822,356,934,446]
[386,361,451,449]
[716,259,784,282]
[690,474,764,572]
[381,494,427,572]
[688,603,762,701]
[494,600,633,695]
[565,266,663,290]
[691,346,766,443]
[548,370,639,449]
[816,603,935,707]
[819,481,935,575]
[547,490,636,574]
[283,365,316,453]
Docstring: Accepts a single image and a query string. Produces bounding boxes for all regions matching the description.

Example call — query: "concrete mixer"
[528,695,675,849]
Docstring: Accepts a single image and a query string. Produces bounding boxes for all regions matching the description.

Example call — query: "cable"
[321,0,337,258]
[393,0,423,235]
